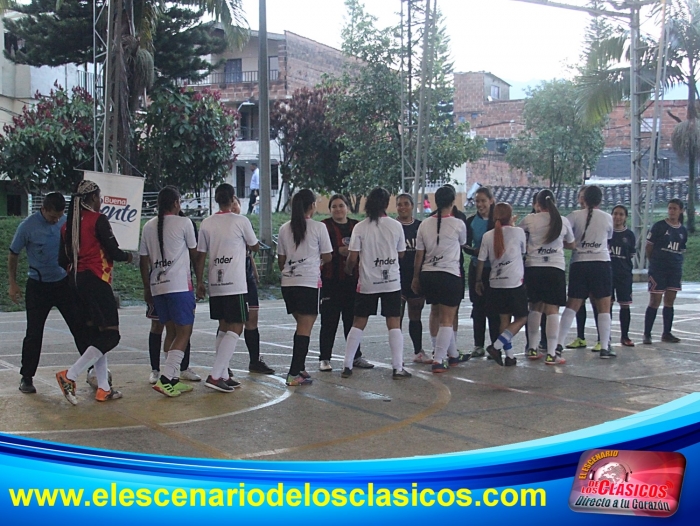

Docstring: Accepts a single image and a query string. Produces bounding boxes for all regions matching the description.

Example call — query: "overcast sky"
[240,0,682,99]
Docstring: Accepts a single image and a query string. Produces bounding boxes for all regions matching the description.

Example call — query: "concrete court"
[0,283,699,462]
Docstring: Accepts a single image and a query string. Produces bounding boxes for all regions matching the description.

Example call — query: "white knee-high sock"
[215,330,225,353]
[344,327,363,369]
[527,311,542,350]
[546,314,560,357]
[93,355,110,391]
[447,331,458,358]
[557,308,577,349]
[435,326,453,362]
[388,328,404,370]
[162,349,184,381]
[430,335,437,353]
[598,312,611,350]
[212,331,239,379]
[67,346,103,381]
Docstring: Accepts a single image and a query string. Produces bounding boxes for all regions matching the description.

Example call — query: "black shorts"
[209,294,249,323]
[354,290,402,318]
[282,286,320,316]
[648,265,682,294]
[420,271,463,307]
[74,271,119,327]
[468,262,491,306]
[568,261,612,300]
[612,271,633,304]
[525,266,566,306]
[245,277,259,309]
[401,280,423,301]
[486,285,529,318]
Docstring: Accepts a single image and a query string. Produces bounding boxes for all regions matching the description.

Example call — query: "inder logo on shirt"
[374,257,396,266]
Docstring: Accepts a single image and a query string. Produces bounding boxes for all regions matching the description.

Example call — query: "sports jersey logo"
[405,238,417,251]
[214,256,233,265]
[217,269,224,283]
[428,255,444,266]
[610,246,622,256]
[374,257,396,266]
[382,269,389,280]
[581,241,602,249]
[537,247,557,254]
[153,258,173,269]
[667,241,680,252]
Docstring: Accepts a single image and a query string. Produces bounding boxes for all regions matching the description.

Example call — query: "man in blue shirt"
[8,193,87,393]
[247,162,260,214]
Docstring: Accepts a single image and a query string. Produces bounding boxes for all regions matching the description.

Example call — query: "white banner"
[82,171,145,251]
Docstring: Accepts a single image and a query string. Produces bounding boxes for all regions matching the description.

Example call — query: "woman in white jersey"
[139,187,199,397]
[341,187,411,380]
[520,189,574,365]
[476,203,528,367]
[556,185,615,358]
[277,189,333,386]
[195,184,259,393]
[412,186,469,373]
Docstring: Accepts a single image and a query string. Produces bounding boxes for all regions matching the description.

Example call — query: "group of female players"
[53,179,687,404]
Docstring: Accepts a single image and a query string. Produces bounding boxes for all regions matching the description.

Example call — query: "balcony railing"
[187,69,279,87]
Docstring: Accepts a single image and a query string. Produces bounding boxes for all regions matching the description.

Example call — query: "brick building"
[453,71,690,190]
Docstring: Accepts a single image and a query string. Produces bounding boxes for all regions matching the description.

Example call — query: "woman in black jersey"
[644,199,687,344]
[609,205,636,347]
[396,193,428,363]
[318,195,370,372]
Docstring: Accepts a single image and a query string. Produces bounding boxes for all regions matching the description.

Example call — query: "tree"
[0,85,93,193]
[136,86,237,200]
[271,87,345,212]
[506,80,605,194]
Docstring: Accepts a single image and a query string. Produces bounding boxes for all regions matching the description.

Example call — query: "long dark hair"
[474,186,495,230]
[365,187,390,224]
[157,186,180,260]
[434,186,456,245]
[536,189,563,244]
[291,189,315,247]
[581,185,602,243]
[215,183,235,207]
[668,198,685,226]
[65,180,100,277]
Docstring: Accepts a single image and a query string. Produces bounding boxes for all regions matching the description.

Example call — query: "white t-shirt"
[139,215,197,296]
[567,208,614,264]
[478,226,526,289]
[416,215,467,277]
[520,213,574,270]
[197,212,258,297]
[277,219,333,288]
[349,216,405,294]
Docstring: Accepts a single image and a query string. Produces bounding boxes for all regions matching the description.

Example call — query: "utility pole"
[258,0,273,254]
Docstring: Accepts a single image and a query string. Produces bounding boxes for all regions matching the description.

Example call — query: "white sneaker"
[319,360,333,371]
[413,350,433,364]
[148,370,159,385]
[179,368,202,382]
[87,367,113,389]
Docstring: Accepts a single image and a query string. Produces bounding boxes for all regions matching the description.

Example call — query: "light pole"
[258,0,272,257]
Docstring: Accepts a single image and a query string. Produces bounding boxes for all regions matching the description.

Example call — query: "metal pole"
[258,0,273,250]
[412,0,432,218]
[629,6,642,264]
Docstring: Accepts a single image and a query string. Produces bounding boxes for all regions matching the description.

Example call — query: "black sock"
[148,332,162,370]
[244,328,261,363]
[539,315,547,348]
[408,320,423,354]
[620,308,631,340]
[180,341,191,371]
[662,307,674,335]
[644,307,658,336]
[289,333,310,377]
[576,304,586,340]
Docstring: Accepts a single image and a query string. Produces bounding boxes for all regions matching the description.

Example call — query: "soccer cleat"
[643,334,652,345]
[661,333,681,343]
[504,356,517,367]
[392,368,412,379]
[286,374,312,386]
[599,348,617,359]
[486,345,503,366]
[225,377,242,388]
[148,370,159,385]
[179,368,202,382]
[249,358,275,374]
[537,342,547,353]
[171,381,194,393]
[353,357,375,369]
[299,370,311,379]
[471,346,486,358]
[592,342,602,352]
[621,338,635,347]
[19,377,36,394]
[205,376,235,393]
[153,379,181,397]
[555,344,563,357]
[431,360,449,373]
[448,351,471,366]
[95,388,123,401]
[319,360,333,372]
[566,338,587,349]
[86,367,112,390]
[527,349,542,360]
[341,367,353,378]
[56,370,78,405]
[413,351,433,364]
[544,354,566,365]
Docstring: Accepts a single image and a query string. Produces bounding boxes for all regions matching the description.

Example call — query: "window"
[490,84,500,100]
[225,59,242,83]
[269,56,279,72]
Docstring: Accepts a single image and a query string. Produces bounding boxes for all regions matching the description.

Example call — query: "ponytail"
[492,202,513,260]
[157,186,180,260]
[581,185,602,243]
[65,180,100,278]
[365,187,390,224]
[434,186,456,246]
[537,189,563,244]
[291,189,315,247]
